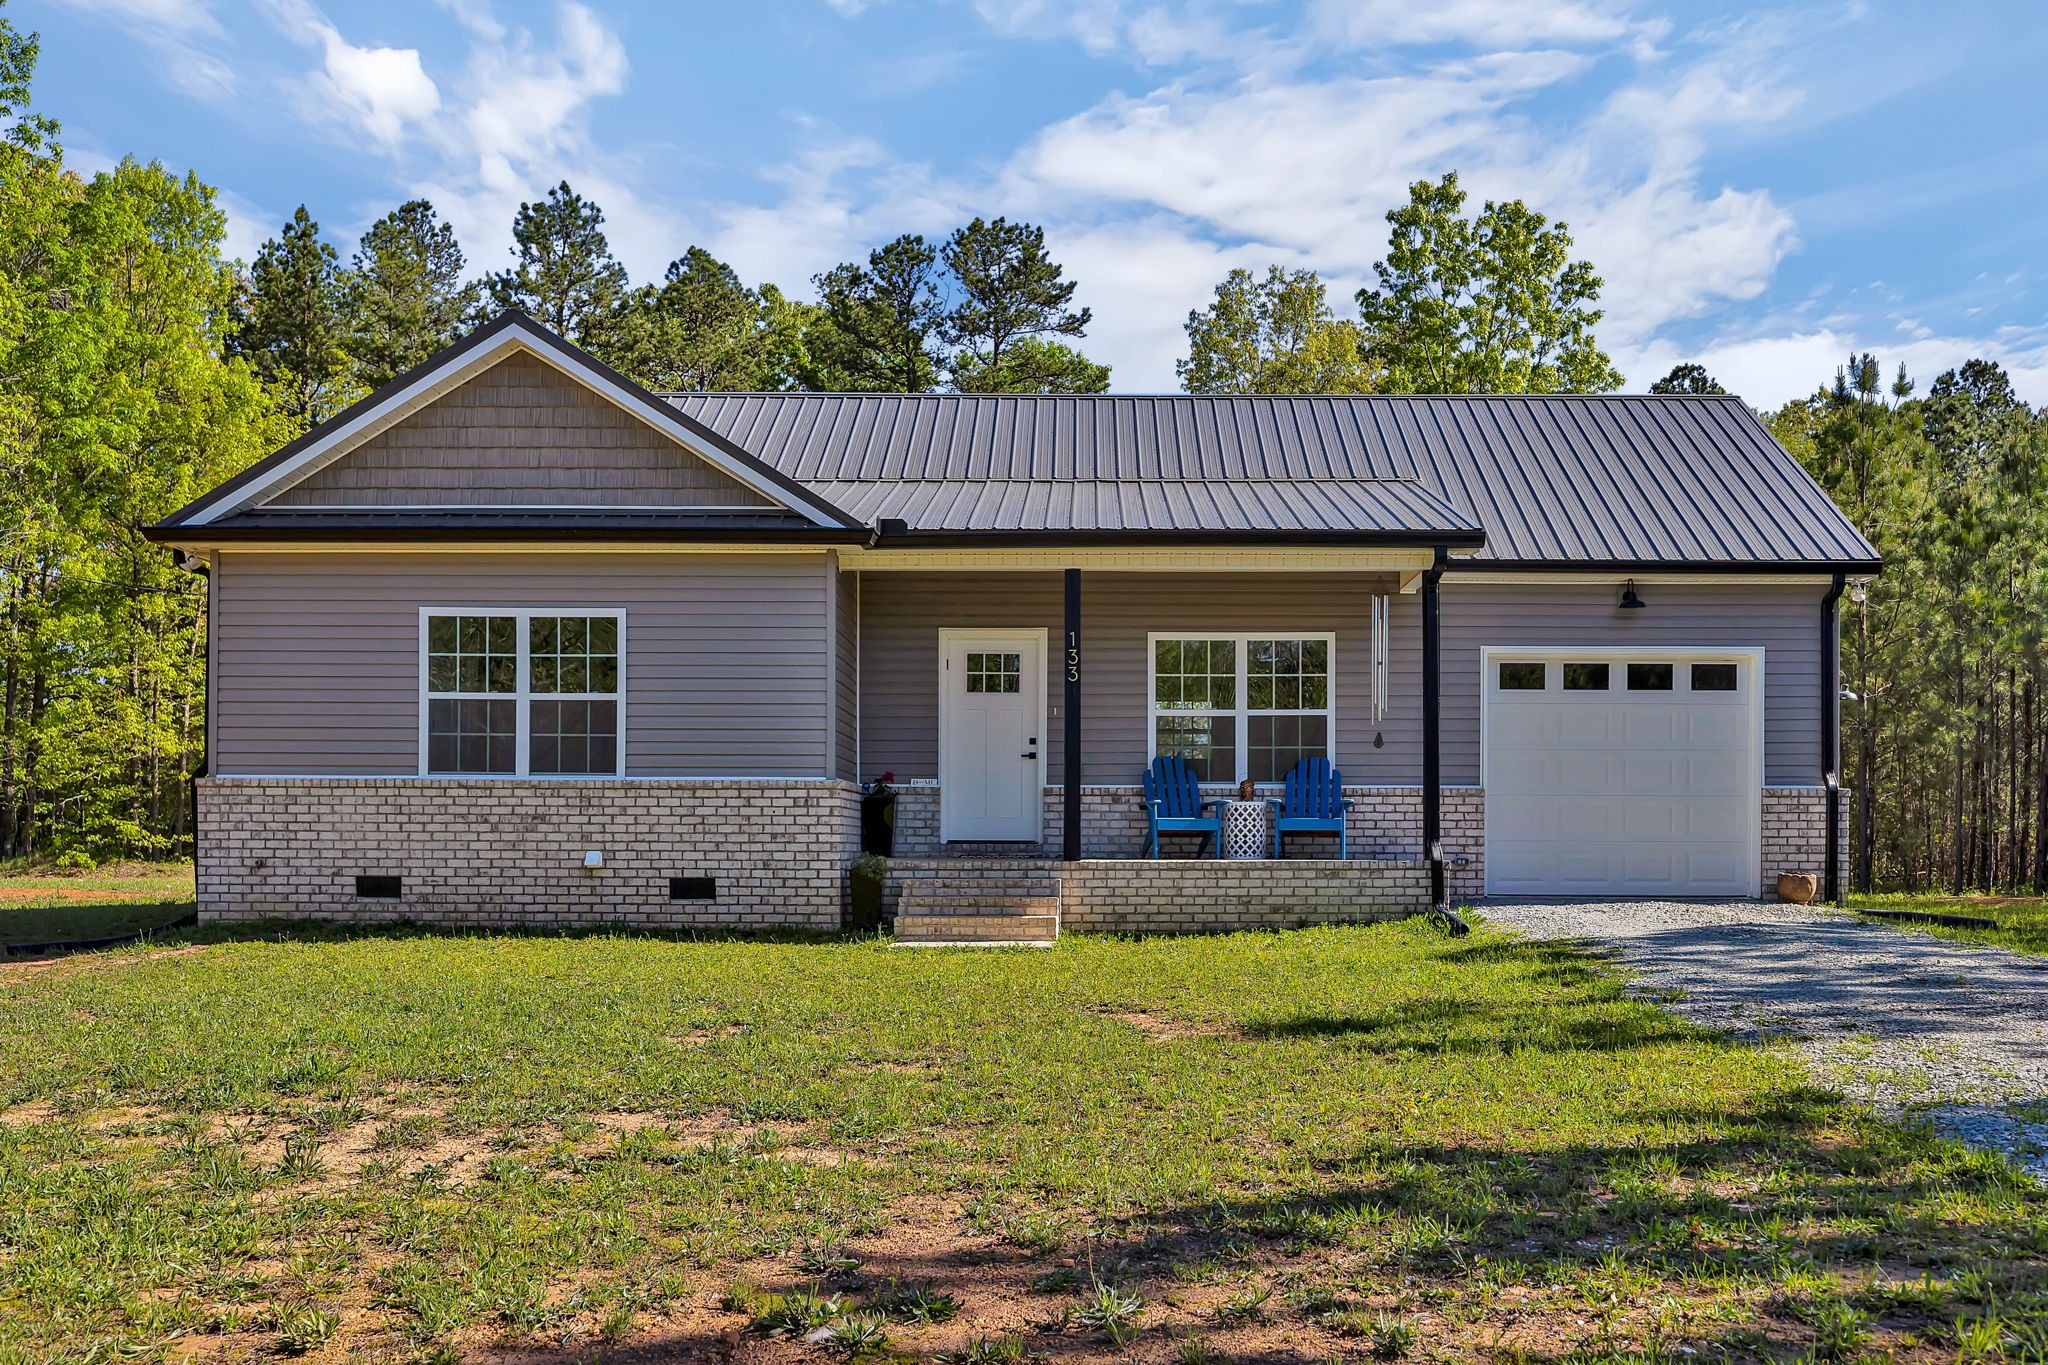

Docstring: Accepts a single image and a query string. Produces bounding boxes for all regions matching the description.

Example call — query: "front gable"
[265,352,774,510]
[163,312,859,530]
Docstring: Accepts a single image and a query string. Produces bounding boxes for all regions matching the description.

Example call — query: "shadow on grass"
[1244,989,1699,1053]
[482,1087,2048,1363]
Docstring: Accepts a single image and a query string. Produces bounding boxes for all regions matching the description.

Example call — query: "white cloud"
[213,187,278,265]
[51,0,218,33]
[1618,326,2048,410]
[52,0,237,99]
[257,0,442,146]
[1310,0,1642,49]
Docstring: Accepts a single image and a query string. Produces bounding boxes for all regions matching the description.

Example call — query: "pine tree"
[348,199,478,388]
[941,217,1107,392]
[804,234,945,392]
[233,205,356,425]
[1648,362,1726,394]
[485,181,628,347]
[602,247,780,392]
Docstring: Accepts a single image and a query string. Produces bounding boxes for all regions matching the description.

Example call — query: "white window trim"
[1145,631,1337,784]
[417,607,627,778]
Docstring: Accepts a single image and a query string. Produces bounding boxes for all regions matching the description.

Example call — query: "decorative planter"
[1777,871,1818,904]
[847,854,887,931]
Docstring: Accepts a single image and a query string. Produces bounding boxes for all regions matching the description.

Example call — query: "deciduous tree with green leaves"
[1356,172,1621,394]
[0,3,286,859]
[1179,265,1376,394]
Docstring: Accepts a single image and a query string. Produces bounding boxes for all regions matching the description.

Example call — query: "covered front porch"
[838,543,1467,914]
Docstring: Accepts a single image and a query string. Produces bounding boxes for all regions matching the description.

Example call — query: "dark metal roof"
[813,477,1480,536]
[669,392,1880,568]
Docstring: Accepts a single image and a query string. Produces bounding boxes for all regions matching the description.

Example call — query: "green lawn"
[1845,891,2048,957]
[0,862,195,949]
[0,920,2041,1364]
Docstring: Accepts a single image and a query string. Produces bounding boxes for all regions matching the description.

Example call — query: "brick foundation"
[1762,786,1846,898]
[883,783,1485,899]
[887,783,1837,903]
[197,778,861,929]
[883,857,1431,935]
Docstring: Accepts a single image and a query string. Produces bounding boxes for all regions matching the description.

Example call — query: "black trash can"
[860,791,896,856]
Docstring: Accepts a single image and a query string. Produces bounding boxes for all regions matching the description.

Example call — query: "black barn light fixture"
[1617,579,1647,611]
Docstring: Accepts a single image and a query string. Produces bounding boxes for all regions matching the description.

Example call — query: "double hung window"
[1149,634,1333,782]
[422,611,623,776]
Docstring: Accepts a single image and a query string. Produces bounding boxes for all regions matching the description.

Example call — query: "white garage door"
[1484,653,1760,897]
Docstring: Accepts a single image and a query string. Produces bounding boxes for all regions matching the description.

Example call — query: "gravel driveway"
[1477,899,2048,1177]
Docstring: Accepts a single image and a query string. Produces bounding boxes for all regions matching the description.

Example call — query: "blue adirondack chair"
[1267,756,1351,859]
[1143,755,1224,858]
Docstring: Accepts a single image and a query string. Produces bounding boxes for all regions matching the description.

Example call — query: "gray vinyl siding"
[1441,580,1826,786]
[856,572,1415,786]
[857,574,1827,789]
[269,353,773,509]
[835,568,859,782]
[212,552,832,777]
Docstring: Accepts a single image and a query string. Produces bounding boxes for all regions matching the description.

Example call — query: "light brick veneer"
[1762,786,1847,898]
[881,856,1431,935]
[884,783,1483,900]
[198,778,861,929]
[1058,859,1429,933]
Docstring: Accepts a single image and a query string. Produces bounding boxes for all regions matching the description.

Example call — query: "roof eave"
[1455,556,1884,575]
[867,528,1488,549]
[142,524,874,547]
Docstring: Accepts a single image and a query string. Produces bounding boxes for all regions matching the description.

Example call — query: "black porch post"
[1821,572,1846,905]
[1422,547,1447,908]
[1064,569,1082,861]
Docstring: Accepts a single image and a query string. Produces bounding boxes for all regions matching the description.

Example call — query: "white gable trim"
[178,324,855,529]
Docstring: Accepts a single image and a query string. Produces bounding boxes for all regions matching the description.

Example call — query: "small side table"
[1218,799,1268,859]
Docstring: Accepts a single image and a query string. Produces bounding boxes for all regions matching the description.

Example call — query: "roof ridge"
[662,391,1753,402]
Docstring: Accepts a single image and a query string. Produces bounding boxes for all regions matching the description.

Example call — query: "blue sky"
[21,0,2048,403]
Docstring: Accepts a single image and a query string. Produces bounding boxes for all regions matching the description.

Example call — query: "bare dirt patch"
[1092,1006,1240,1042]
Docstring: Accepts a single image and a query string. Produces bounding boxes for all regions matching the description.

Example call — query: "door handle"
[1021,752,1038,759]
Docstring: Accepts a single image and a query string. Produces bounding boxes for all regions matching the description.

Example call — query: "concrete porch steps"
[892,877,1061,946]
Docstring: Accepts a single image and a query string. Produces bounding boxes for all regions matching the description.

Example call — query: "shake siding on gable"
[267,353,774,509]
[211,552,834,777]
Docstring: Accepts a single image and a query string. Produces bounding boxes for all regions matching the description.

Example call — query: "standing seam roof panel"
[659,393,1878,564]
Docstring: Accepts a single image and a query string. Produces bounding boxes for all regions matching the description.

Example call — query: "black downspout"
[1822,572,1846,905]
[1063,569,1081,861]
[168,548,209,905]
[1422,547,1447,908]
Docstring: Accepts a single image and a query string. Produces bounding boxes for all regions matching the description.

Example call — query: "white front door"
[1484,651,1762,897]
[939,631,1046,842]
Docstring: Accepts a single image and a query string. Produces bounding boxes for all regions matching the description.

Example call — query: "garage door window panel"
[1563,662,1610,691]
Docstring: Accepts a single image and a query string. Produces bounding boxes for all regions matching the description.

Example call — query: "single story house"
[148,311,1878,937]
